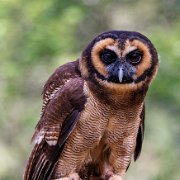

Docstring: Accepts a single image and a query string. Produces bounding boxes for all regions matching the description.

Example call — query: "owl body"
[24,31,158,180]
[77,79,145,179]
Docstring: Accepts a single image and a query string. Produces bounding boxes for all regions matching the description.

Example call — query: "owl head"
[80,31,159,92]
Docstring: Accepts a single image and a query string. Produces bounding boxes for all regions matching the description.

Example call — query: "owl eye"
[127,50,143,65]
[100,49,117,64]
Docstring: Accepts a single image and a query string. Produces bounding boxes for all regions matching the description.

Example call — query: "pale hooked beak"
[106,60,136,83]
[118,66,124,82]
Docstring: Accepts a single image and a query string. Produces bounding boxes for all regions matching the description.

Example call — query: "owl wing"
[24,60,87,180]
[134,103,145,161]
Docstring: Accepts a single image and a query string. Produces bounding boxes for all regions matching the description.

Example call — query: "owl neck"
[85,78,148,107]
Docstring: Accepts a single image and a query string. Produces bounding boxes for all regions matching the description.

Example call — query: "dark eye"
[100,49,117,64]
[127,50,143,65]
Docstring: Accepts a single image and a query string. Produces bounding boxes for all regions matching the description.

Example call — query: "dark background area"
[0,0,180,179]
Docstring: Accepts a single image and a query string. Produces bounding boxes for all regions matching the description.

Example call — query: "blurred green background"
[0,0,180,179]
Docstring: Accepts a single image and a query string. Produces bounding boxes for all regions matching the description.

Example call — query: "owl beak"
[118,66,124,82]
[107,60,136,83]
[118,61,136,83]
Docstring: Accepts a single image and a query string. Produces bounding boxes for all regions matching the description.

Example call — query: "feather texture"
[24,31,159,180]
[134,103,145,161]
[24,61,87,180]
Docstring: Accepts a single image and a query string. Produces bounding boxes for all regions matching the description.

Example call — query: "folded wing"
[24,61,87,180]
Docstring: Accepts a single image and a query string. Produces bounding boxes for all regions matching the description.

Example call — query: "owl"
[24,31,159,180]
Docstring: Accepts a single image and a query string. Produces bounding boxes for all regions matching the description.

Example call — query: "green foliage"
[0,0,179,179]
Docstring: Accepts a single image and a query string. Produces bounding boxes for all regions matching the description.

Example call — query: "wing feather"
[24,60,87,180]
[134,103,145,161]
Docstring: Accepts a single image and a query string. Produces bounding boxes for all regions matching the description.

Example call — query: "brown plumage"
[24,31,158,180]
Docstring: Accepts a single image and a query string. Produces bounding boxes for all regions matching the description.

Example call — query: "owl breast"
[76,86,110,147]
[74,82,142,164]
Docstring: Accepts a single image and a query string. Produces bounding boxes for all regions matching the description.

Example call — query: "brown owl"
[24,31,159,180]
